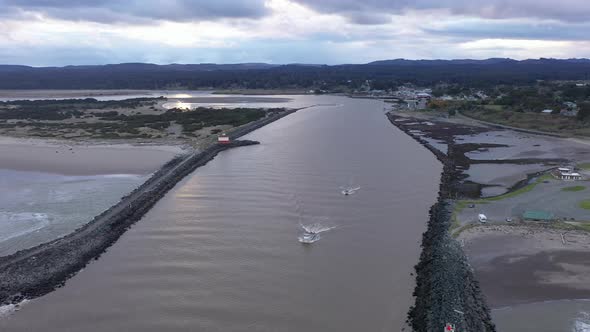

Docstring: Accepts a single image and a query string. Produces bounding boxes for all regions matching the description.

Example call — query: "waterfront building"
[554,167,583,180]
[217,133,230,144]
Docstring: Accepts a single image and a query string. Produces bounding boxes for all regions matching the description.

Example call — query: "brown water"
[493,300,590,332]
[0,96,441,331]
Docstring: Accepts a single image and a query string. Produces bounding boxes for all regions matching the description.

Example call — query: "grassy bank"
[0,97,272,140]
[563,185,586,192]
[481,173,552,202]
[451,174,553,236]
[464,108,590,137]
[580,199,590,210]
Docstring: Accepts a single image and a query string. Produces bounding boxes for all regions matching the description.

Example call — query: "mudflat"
[459,225,590,307]
[0,137,185,175]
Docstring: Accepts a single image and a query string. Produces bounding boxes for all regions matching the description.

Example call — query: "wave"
[0,212,51,242]
[0,299,28,318]
[574,311,590,332]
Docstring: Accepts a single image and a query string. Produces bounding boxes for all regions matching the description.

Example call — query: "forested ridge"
[1,59,590,90]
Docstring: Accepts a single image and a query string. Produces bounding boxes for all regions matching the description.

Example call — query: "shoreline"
[458,224,590,308]
[0,109,298,306]
[388,109,590,329]
[386,112,496,331]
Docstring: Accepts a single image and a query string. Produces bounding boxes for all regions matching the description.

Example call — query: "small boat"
[340,177,360,196]
[341,186,360,196]
[299,232,321,244]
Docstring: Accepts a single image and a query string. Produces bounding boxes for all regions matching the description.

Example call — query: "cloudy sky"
[1,0,589,66]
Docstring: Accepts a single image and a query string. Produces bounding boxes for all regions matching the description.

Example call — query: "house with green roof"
[522,210,555,221]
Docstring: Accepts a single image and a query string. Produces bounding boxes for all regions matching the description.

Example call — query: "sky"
[1,0,590,66]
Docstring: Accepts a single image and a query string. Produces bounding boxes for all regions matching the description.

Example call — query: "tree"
[448,109,456,116]
[577,102,590,121]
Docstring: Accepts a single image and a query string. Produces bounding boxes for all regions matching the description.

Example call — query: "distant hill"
[1,58,589,89]
[366,58,518,66]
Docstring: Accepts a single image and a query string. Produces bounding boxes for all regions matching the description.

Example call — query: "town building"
[561,102,578,117]
[559,172,583,180]
[416,92,432,100]
[417,99,428,110]
[554,167,583,180]
[560,109,578,117]
[217,134,230,144]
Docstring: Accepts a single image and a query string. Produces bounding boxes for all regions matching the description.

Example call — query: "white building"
[560,172,583,180]
[555,167,583,180]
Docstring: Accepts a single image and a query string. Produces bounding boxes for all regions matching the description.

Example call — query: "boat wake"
[574,311,590,332]
[0,212,51,242]
[300,222,336,234]
[298,220,336,244]
[0,299,28,318]
[340,186,361,196]
[292,196,336,244]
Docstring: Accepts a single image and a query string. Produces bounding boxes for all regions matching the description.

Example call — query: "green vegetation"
[483,104,503,111]
[577,102,590,121]
[451,173,552,230]
[459,81,590,136]
[578,163,590,170]
[477,173,553,202]
[0,98,163,120]
[464,108,590,136]
[105,107,268,136]
[0,98,273,140]
[3,60,590,91]
[552,221,590,232]
[562,186,586,192]
[492,85,560,112]
[579,199,590,210]
[484,182,539,201]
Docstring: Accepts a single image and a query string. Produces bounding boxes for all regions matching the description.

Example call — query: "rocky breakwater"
[386,113,495,331]
[0,109,297,306]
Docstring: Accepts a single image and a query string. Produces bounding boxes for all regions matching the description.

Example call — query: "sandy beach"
[0,136,187,175]
[459,225,590,307]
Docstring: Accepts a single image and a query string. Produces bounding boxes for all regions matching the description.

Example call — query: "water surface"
[0,96,441,331]
[0,169,147,256]
[494,300,590,332]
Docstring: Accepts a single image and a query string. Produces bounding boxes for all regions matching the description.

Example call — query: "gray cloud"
[345,12,391,25]
[293,0,590,23]
[426,20,590,41]
[0,0,269,23]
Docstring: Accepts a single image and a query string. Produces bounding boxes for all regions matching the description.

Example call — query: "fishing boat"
[298,231,321,244]
[340,186,360,196]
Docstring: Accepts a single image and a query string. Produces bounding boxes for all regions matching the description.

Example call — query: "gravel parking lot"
[457,178,590,225]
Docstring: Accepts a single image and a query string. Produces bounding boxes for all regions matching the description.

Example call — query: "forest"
[2,59,590,90]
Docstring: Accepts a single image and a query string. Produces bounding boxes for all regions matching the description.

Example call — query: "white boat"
[478,213,487,223]
[341,186,360,196]
[298,232,321,244]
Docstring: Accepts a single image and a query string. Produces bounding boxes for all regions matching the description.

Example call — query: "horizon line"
[2,57,590,68]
